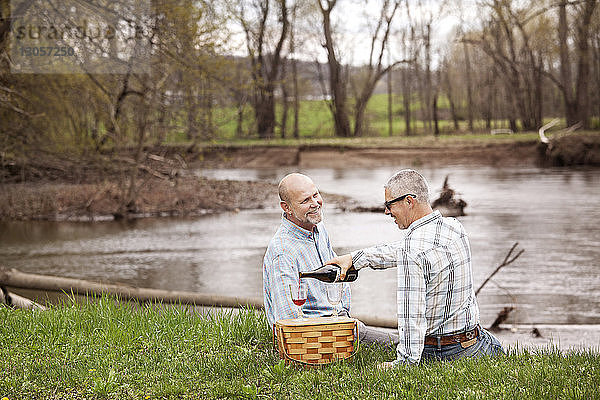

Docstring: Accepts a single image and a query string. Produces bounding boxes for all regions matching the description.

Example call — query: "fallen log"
[0,268,398,328]
[0,285,46,310]
[0,268,263,310]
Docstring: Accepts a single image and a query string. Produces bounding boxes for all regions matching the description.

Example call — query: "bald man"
[262,173,398,346]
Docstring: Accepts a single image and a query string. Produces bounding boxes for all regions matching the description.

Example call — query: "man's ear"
[280,201,290,215]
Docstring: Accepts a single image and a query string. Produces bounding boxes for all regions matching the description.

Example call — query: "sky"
[225,0,482,67]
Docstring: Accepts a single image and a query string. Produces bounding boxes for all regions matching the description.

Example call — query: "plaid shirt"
[351,211,480,365]
[263,216,351,326]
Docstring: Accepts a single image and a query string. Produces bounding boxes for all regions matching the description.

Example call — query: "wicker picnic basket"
[274,316,357,366]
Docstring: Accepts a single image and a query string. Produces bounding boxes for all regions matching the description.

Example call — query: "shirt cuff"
[351,250,368,269]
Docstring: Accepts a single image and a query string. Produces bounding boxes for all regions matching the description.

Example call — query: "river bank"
[0,140,534,221]
[1,133,598,221]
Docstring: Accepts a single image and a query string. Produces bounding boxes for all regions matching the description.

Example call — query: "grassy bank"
[166,93,594,141]
[1,300,598,399]
[179,130,545,149]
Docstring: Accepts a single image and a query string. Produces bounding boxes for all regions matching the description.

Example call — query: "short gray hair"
[384,169,430,204]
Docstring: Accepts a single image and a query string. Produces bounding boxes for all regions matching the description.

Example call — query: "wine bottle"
[299,263,359,283]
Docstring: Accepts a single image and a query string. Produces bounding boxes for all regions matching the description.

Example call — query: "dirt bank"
[0,175,358,221]
[191,141,540,169]
[1,138,592,221]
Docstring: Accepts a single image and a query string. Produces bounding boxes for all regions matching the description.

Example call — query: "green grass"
[161,90,600,145]
[1,299,599,399]
[163,93,558,142]
[167,130,600,151]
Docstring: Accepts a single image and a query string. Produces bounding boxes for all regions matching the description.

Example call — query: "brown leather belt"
[424,326,479,346]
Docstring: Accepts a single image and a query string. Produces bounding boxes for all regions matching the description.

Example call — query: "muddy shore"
[0,140,579,221]
[193,140,539,169]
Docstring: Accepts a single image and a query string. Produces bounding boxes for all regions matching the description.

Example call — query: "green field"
[164,93,544,143]
[1,299,598,399]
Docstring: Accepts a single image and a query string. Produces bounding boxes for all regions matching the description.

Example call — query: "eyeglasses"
[384,194,416,210]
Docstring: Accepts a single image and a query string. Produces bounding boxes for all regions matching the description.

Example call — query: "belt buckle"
[465,330,476,340]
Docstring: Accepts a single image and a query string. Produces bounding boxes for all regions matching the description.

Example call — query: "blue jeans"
[420,327,505,363]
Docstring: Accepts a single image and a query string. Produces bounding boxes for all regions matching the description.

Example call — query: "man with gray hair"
[327,169,504,367]
[263,172,399,347]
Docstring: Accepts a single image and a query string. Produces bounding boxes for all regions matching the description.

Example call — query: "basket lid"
[275,316,355,327]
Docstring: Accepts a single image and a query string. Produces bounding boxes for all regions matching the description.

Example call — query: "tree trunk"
[444,63,459,131]
[401,67,412,136]
[0,268,264,310]
[290,4,300,139]
[185,88,198,141]
[292,57,300,139]
[573,0,597,129]
[423,23,433,134]
[236,101,245,138]
[255,86,276,139]
[280,58,289,139]
[354,96,369,137]
[463,40,474,132]
[120,110,146,218]
[485,68,495,130]
[558,0,576,126]
[243,0,289,139]
[234,66,246,138]
[387,67,393,136]
[318,0,352,137]
[433,94,439,136]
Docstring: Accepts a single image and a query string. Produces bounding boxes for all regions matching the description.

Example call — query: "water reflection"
[1,166,599,326]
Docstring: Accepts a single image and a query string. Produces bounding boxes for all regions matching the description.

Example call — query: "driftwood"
[0,268,398,328]
[0,268,263,310]
[488,306,514,332]
[476,242,524,296]
[350,176,467,217]
[475,243,524,331]
[431,176,467,217]
[0,285,46,310]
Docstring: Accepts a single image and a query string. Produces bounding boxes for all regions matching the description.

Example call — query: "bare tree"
[289,0,301,139]
[556,0,597,129]
[235,0,290,139]
[462,35,474,132]
[465,0,545,131]
[351,0,404,137]
[441,56,460,131]
[316,0,351,137]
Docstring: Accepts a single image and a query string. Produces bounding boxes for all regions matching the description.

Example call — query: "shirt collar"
[281,214,319,239]
[406,210,442,234]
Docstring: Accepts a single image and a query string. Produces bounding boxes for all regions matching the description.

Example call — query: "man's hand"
[324,254,353,280]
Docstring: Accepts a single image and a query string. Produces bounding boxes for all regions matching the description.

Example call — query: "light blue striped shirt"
[351,211,480,365]
[263,216,351,326]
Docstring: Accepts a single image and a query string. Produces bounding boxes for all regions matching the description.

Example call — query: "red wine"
[299,264,359,283]
[292,299,306,306]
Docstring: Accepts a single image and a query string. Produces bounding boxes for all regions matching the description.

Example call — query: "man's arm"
[325,242,400,280]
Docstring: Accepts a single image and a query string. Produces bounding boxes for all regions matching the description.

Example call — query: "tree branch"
[476,242,524,296]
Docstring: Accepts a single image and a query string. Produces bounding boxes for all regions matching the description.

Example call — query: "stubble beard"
[292,206,322,226]
[306,208,322,225]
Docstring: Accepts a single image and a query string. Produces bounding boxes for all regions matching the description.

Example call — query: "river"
[1,165,599,328]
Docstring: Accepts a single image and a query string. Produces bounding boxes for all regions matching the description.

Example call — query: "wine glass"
[290,282,307,318]
[326,283,343,307]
